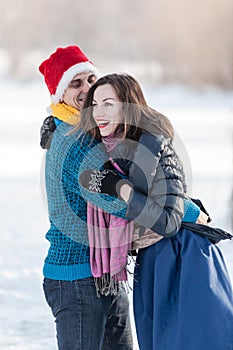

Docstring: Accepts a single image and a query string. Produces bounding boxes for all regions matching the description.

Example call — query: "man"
[39,46,133,350]
[39,46,205,350]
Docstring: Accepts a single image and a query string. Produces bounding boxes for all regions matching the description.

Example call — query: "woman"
[77,73,233,350]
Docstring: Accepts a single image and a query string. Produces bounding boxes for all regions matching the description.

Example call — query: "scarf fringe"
[94,255,136,297]
[94,273,122,297]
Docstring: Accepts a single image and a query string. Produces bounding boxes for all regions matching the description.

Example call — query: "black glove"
[79,164,132,199]
[40,116,57,149]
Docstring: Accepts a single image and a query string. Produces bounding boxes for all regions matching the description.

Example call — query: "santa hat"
[39,45,99,104]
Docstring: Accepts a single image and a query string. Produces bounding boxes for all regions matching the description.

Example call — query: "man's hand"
[79,164,132,200]
[191,198,212,223]
[196,210,209,225]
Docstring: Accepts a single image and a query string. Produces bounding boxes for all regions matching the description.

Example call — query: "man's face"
[62,72,97,110]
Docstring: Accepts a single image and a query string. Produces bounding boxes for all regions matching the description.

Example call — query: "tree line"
[0,0,232,87]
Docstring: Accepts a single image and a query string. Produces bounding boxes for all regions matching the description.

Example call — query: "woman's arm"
[79,132,202,237]
[122,133,185,237]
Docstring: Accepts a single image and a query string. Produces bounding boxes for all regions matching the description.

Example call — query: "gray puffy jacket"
[125,132,186,237]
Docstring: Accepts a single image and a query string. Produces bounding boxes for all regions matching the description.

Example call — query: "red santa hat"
[39,45,99,104]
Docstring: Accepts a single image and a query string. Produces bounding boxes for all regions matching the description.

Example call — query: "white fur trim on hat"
[51,61,100,104]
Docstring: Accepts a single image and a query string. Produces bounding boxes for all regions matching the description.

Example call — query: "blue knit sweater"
[43,122,127,280]
[43,122,199,281]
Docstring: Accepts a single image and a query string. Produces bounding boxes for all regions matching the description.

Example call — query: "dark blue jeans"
[43,277,133,350]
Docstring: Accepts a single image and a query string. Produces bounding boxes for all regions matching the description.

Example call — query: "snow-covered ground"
[0,80,232,349]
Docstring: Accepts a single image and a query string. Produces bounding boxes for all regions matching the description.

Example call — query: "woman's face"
[92,84,124,137]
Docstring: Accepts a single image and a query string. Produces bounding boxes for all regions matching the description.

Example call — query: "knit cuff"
[182,198,200,223]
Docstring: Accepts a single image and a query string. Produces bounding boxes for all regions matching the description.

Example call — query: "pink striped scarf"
[87,134,134,295]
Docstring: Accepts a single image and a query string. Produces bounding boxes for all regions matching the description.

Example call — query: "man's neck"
[50,102,80,125]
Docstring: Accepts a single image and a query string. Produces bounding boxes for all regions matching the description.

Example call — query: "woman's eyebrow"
[103,98,116,102]
[92,97,117,103]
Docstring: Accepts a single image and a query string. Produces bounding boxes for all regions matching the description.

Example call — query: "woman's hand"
[196,210,209,225]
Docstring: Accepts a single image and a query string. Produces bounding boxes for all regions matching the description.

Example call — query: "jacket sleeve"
[62,129,198,230]
[125,133,185,237]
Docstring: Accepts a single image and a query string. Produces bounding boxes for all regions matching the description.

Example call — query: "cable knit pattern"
[43,123,127,281]
[183,198,200,222]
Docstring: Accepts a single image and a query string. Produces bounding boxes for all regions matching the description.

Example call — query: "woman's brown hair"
[72,73,174,141]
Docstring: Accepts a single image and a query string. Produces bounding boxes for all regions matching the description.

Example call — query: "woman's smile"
[96,119,111,129]
[92,84,123,136]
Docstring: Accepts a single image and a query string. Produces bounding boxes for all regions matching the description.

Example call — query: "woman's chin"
[99,127,115,137]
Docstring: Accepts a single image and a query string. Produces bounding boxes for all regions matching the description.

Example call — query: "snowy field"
[0,80,232,349]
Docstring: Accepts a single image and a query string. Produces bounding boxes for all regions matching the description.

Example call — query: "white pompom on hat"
[39,45,99,104]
